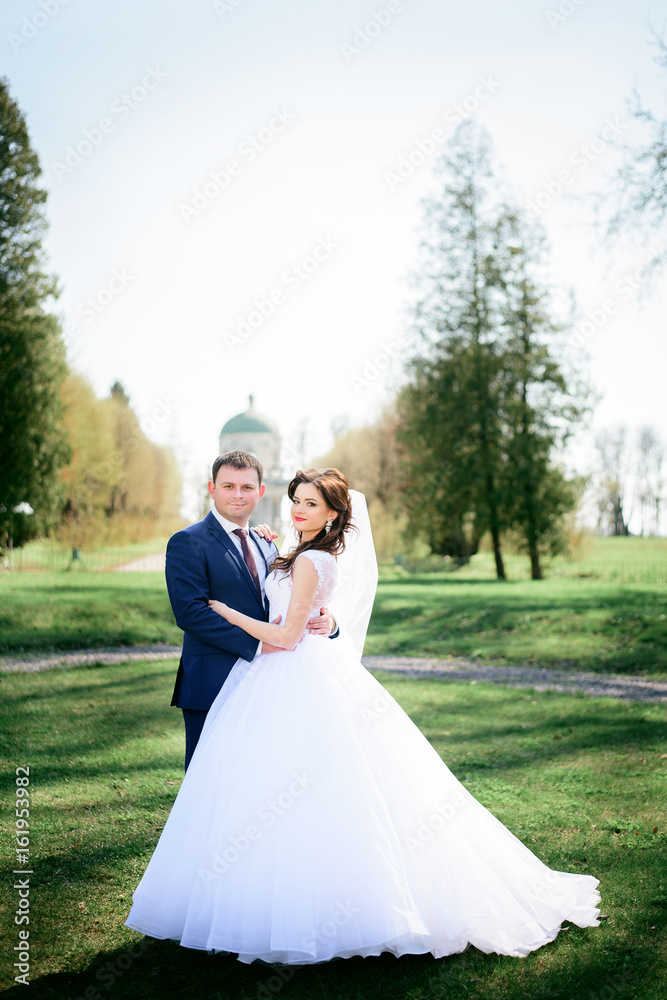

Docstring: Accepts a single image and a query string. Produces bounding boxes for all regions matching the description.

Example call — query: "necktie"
[233,528,262,597]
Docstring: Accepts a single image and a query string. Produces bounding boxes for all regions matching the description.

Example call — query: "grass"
[395,536,667,584]
[1,658,665,999]
[0,573,180,653]
[366,576,667,678]
[1,537,171,572]
[1,567,665,679]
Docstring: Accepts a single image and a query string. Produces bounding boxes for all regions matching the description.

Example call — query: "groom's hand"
[260,615,293,654]
[307,607,334,636]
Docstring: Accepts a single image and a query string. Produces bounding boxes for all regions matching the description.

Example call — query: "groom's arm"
[165,531,259,662]
[306,608,339,638]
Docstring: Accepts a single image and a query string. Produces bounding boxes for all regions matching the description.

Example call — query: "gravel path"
[362,655,667,703]
[1,646,665,702]
[0,644,183,672]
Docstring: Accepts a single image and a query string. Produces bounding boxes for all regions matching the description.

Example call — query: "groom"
[167,450,337,769]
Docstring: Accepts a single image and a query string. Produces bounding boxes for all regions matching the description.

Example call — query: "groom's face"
[208,465,265,526]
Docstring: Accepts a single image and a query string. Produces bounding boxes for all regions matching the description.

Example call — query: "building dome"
[218,397,287,534]
[220,397,279,436]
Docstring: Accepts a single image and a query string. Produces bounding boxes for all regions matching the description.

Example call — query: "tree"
[0,77,70,547]
[110,380,130,405]
[58,377,183,546]
[595,424,664,536]
[59,373,118,537]
[634,426,664,536]
[398,121,508,578]
[398,121,588,578]
[492,210,588,577]
[599,25,667,285]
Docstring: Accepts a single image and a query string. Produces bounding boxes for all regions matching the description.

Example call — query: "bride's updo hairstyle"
[271,468,354,576]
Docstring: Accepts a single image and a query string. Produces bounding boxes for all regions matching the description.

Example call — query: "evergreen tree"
[398,121,508,577]
[492,210,588,577]
[0,77,69,547]
[398,121,588,578]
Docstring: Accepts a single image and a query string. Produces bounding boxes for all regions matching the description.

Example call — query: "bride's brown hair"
[270,468,354,576]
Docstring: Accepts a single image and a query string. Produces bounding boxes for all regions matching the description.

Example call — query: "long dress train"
[125,549,600,965]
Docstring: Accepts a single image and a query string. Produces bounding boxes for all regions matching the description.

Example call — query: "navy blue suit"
[166,512,279,765]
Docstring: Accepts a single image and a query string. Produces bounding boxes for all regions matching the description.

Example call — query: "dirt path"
[1,646,665,702]
[113,552,166,572]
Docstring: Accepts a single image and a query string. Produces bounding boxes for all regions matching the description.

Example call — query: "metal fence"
[2,546,665,585]
[0,546,166,573]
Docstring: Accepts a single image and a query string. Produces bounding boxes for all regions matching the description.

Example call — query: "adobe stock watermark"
[197,772,316,885]
[405,791,467,854]
[240,966,295,1000]
[384,75,501,190]
[526,115,628,218]
[212,0,247,17]
[351,331,410,392]
[568,234,667,348]
[179,108,295,223]
[90,393,178,492]
[339,1,404,63]
[301,900,360,952]
[223,236,339,352]
[66,938,149,1000]
[545,0,589,30]
[62,267,135,353]
[360,689,396,724]
[51,66,168,181]
[13,766,31,986]
[8,0,73,53]
[141,397,177,436]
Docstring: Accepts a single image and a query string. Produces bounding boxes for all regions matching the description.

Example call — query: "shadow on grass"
[404,700,666,765]
[369,584,667,676]
[4,925,661,1000]
[3,670,665,798]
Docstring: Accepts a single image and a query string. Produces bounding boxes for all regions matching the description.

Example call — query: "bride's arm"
[208,557,318,649]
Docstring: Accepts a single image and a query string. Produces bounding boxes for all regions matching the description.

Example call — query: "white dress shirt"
[210,507,269,592]
[211,507,269,656]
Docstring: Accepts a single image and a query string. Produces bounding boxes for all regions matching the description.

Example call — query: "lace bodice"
[265,550,337,624]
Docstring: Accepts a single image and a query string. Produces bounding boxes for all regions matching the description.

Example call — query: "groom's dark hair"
[212,450,263,486]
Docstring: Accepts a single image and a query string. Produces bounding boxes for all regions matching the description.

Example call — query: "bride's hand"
[251,523,278,541]
[208,599,229,618]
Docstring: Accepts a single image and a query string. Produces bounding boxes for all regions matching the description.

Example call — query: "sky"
[2,0,666,519]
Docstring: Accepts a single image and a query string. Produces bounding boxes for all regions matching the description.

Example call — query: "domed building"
[219,396,288,532]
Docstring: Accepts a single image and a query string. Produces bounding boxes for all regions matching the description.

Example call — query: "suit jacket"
[167,511,279,711]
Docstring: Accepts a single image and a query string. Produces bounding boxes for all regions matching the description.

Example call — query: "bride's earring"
[324,519,333,534]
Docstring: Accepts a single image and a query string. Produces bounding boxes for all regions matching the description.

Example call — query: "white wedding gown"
[125,549,601,965]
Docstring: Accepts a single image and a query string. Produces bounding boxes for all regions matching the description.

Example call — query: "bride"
[124,467,601,966]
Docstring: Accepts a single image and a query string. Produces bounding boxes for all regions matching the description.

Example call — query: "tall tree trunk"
[485,471,506,579]
[518,374,542,580]
[529,548,543,580]
[492,526,506,579]
[478,387,506,580]
[471,233,506,581]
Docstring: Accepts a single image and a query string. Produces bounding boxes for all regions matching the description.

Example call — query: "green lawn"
[1,659,665,999]
[366,576,667,678]
[398,536,667,584]
[1,569,665,679]
[0,572,180,652]
[1,537,172,572]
